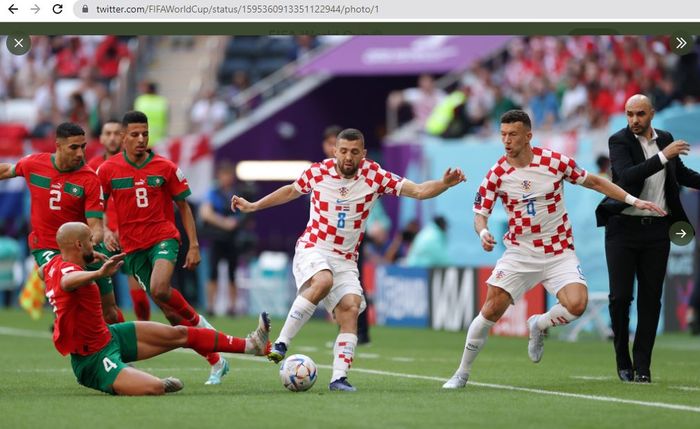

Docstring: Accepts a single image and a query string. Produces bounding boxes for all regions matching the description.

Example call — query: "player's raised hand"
[633,199,667,217]
[100,253,126,277]
[442,168,467,187]
[231,195,256,213]
[183,246,201,270]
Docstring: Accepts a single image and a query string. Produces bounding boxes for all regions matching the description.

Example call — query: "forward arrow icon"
[676,229,687,239]
[676,37,687,50]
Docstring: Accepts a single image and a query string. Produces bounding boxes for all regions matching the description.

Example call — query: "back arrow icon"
[676,229,687,238]
[31,4,40,14]
[8,4,18,14]
[676,37,687,49]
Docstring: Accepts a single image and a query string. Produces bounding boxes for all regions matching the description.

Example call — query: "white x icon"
[13,38,24,48]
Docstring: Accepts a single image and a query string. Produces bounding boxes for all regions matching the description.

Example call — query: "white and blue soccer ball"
[279,354,317,392]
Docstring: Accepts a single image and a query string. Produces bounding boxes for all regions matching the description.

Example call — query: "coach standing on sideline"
[596,94,700,383]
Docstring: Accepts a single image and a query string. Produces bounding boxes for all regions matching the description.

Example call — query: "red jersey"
[43,255,111,356]
[13,153,104,250]
[97,151,191,253]
[88,154,119,232]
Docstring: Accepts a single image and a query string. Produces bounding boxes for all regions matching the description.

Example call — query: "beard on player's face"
[81,246,95,264]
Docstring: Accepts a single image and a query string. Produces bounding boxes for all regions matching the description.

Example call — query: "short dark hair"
[122,111,148,127]
[337,128,364,145]
[323,125,342,140]
[500,110,532,130]
[102,119,122,129]
[56,122,85,139]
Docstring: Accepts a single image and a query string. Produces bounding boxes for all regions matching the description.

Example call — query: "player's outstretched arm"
[400,168,466,200]
[0,163,16,180]
[231,184,303,213]
[60,254,126,291]
[582,173,667,216]
[175,199,201,271]
[474,214,497,252]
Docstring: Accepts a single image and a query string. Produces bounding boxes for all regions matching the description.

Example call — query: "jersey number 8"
[135,187,149,208]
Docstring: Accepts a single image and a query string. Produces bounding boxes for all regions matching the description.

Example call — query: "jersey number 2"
[135,188,149,208]
[49,190,61,210]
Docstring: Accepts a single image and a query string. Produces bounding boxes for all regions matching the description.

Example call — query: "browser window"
[1,1,699,424]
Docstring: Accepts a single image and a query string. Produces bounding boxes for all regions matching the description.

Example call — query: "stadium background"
[0,34,699,339]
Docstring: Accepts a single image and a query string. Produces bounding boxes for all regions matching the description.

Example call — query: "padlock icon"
[82,5,88,13]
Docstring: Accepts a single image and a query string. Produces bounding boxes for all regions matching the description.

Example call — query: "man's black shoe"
[617,368,634,382]
[634,374,651,383]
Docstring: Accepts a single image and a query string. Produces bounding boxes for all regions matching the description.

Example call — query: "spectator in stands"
[405,216,450,267]
[95,36,130,87]
[190,89,230,135]
[134,81,169,146]
[527,77,559,129]
[596,155,611,180]
[322,125,342,158]
[388,74,446,133]
[221,70,251,116]
[54,37,89,79]
[288,35,319,61]
[489,86,518,132]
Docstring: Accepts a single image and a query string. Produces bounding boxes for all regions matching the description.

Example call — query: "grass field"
[1,308,699,429]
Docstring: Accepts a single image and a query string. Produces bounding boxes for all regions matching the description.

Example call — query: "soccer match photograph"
[0,2,699,428]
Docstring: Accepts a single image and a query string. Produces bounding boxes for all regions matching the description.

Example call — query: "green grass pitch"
[1,308,699,429]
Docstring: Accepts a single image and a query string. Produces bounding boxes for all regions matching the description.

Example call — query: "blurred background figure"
[134,81,168,146]
[199,161,243,317]
[405,216,450,268]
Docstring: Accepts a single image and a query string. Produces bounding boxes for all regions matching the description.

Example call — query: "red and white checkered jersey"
[294,158,405,260]
[473,147,588,257]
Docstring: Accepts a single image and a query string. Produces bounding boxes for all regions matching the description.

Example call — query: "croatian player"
[232,128,466,391]
[443,110,666,389]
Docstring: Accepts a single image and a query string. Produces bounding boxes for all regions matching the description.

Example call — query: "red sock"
[186,327,246,355]
[129,289,151,321]
[159,303,220,365]
[116,308,125,323]
[165,289,200,326]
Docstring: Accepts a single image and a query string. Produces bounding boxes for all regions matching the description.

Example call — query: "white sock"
[457,313,495,375]
[276,296,316,345]
[331,333,357,382]
[535,303,578,330]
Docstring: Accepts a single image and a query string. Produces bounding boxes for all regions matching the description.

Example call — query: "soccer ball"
[279,354,317,392]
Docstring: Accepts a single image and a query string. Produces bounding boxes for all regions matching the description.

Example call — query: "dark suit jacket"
[595,126,700,227]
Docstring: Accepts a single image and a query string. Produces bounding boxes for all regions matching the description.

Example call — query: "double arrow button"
[671,33,695,55]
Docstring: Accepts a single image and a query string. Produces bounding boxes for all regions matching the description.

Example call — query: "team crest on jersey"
[338,187,349,197]
[521,180,532,191]
[495,270,506,280]
[176,168,185,182]
[474,192,482,205]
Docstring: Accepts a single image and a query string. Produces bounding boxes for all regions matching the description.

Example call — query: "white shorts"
[292,247,367,314]
[486,248,587,302]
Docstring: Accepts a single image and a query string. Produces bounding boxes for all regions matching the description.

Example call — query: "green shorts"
[123,239,179,295]
[70,322,138,395]
[32,246,114,296]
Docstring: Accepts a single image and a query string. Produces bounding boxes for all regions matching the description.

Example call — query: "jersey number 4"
[135,187,149,208]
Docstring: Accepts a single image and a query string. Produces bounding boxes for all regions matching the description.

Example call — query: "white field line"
[2,326,700,414]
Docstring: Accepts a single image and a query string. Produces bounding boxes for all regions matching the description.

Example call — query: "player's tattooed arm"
[0,163,16,180]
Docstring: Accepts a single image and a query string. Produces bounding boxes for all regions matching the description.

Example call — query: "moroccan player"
[0,122,123,324]
[42,222,270,395]
[97,111,231,385]
[231,128,466,391]
[442,110,666,389]
[88,120,151,321]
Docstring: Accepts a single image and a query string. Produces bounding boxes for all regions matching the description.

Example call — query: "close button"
[6,33,31,56]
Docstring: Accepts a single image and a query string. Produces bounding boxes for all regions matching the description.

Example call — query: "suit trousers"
[604,215,670,375]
